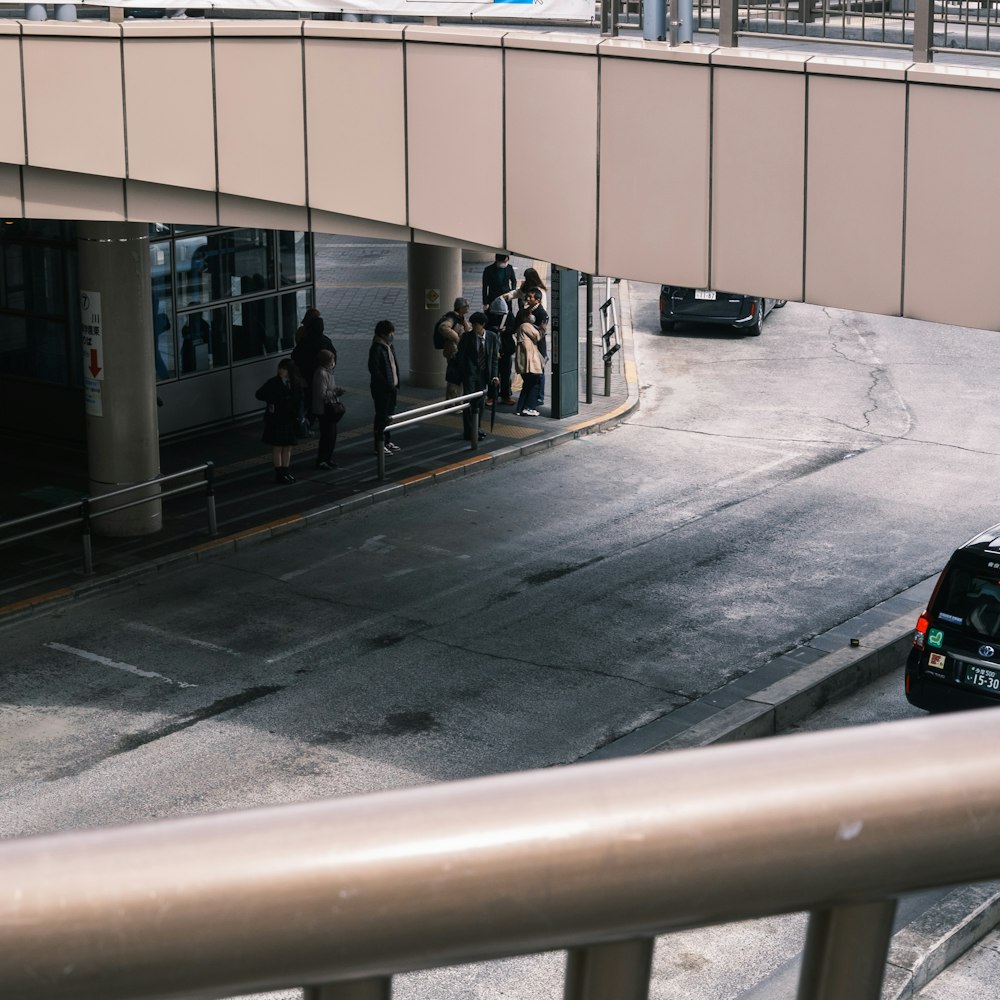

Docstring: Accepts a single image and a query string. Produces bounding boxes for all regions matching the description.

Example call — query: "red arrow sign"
[88,349,102,378]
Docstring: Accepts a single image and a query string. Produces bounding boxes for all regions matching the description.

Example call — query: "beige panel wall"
[127,181,217,227]
[0,35,25,165]
[505,48,597,272]
[406,42,503,248]
[310,209,410,241]
[214,37,306,205]
[712,67,804,299]
[305,38,406,225]
[218,195,308,231]
[905,84,1000,330]
[0,164,21,217]
[599,57,710,287]
[23,168,125,221]
[806,75,905,316]
[124,38,216,191]
[22,37,126,178]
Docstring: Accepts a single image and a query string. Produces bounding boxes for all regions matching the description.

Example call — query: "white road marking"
[45,642,197,688]
[124,622,240,656]
[711,450,801,491]
[265,632,338,665]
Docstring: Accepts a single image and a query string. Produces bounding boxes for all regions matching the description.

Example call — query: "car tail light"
[913,614,930,649]
[905,672,911,694]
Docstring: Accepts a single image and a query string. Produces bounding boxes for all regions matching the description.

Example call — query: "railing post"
[471,400,480,451]
[304,977,392,999]
[204,461,218,537]
[601,0,620,35]
[377,433,386,482]
[585,275,594,405]
[912,0,934,61]
[718,0,737,46]
[80,497,94,575]
[564,938,654,1000]
[796,899,897,1000]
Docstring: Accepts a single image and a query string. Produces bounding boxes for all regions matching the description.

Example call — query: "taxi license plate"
[963,663,1000,692]
[695,289,716,301]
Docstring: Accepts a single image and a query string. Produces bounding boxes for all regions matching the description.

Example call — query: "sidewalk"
[0,240,637,620]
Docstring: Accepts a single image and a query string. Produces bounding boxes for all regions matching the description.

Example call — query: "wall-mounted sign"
[81,290,104,417]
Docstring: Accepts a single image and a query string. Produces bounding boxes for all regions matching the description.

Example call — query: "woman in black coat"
[255,358,301,483]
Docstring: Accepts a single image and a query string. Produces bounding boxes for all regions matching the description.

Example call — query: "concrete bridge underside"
[2,19,1000,330]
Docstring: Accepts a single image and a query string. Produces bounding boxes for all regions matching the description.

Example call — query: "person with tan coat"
[513,319,543,417]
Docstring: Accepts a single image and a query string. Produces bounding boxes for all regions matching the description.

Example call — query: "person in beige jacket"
[513,319,543,417]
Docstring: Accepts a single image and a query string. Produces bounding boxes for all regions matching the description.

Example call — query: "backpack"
[433,315,452,350]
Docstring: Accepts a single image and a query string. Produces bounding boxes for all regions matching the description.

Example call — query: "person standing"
[255,358,301,483]
[291,310,334,423]
[368,319,401,456]
[456,312,499,442]
[513,320,543,417]
[311,348,343,470]
[506,287,548,412]
[435,297,471,400]
[482,252,517,312]
[488,296,517,405]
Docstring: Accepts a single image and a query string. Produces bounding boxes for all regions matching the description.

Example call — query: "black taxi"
[906,523,1000,712]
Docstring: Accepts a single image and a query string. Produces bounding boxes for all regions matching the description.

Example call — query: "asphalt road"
[3,281,999,998]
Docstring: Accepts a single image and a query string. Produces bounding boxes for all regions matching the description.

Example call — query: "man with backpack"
[433,297,471,399]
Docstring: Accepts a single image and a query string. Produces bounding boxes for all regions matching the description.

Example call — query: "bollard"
[80,497,94,575]
[205,461,218,537]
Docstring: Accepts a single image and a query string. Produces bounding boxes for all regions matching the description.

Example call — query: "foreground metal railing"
[0,462,216,574]
[2,710,999,1000]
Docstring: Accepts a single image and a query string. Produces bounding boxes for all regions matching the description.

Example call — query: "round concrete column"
[407,242,461,390]
[77,222,162,537]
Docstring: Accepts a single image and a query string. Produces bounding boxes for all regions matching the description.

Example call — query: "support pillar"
[77,222,162,537]
[550,265,579,419]
[407,242,462,390]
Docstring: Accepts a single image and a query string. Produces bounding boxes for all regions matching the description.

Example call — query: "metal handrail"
[377,390,486,480]
[1,710,999,1000]
[0,462,216,574]
[599,294,620,397]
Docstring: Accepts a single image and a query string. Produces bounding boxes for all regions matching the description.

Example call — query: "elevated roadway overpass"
[2,18,1000,330]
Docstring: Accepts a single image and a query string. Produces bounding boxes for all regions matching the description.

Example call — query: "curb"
[0,285,641,629]
[883,882,1000,1000]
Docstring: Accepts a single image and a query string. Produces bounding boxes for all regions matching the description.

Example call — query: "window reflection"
[150,241,174,382]
[179,306,228,374]
[279,231,310,287]
[150,226,311,376]
[281,289,311,351]
[231,297,278,362]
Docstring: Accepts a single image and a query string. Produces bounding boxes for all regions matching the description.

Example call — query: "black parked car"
[659,285,786,337]
[906,523,1000,712]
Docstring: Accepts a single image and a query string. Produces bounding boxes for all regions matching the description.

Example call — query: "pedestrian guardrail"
[378,391,487,481]
[599,291,621,398]
[0,463,216,575]
[1,710,998,1000]
[597,0,998,58]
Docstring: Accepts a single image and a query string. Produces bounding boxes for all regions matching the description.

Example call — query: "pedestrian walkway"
[0,241,638,620]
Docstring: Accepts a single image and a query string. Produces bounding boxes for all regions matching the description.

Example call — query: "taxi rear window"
[935,565,1000,639]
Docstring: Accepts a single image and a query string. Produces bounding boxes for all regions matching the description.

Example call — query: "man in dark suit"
[456,312,499,442]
